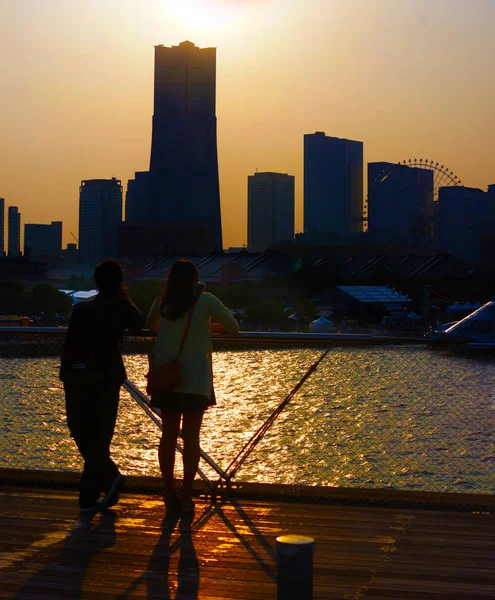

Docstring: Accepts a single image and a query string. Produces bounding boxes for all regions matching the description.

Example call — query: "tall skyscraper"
[24,221,62,263]
[148,41,222,251]
[79,178,122,263]
[367,162,434,253]
[304,132,363,235]
[248,172,295,252]
[8,206,21,257]
[0,198,4,256]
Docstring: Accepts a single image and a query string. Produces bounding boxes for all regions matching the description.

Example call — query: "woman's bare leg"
[181,411,204,493]
[159,412,181,490]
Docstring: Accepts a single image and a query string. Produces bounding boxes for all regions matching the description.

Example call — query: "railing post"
[276,534,315,600]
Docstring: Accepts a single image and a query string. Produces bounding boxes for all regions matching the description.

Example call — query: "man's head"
[94,259,124,295]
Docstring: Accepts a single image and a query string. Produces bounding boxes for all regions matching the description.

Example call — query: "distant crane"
[69,232,79,245]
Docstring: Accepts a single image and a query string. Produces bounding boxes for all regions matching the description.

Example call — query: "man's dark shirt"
[60,294,145,385]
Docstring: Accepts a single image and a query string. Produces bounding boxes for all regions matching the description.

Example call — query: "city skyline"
[0,0,494,250]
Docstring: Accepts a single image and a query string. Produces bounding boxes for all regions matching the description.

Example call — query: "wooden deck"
[1,486,495,599]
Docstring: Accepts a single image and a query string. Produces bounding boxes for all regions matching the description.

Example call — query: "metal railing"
[1,328,494,496]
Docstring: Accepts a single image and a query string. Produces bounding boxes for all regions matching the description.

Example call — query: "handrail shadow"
[118,496,276,599]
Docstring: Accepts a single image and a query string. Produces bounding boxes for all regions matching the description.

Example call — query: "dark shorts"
[150,390,216,414]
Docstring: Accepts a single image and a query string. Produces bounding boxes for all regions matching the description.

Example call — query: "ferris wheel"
[363,158,463,228]
[398,158,462,201]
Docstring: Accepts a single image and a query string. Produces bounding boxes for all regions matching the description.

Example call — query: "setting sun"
[165,0,245,32]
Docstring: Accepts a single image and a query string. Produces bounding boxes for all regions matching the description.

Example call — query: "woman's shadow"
[118,511,200,600]
[15,509,117,599]
[146,512,200,600]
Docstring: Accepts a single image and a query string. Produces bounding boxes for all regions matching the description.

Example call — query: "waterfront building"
[436,186,491,264]
[148,41,222,251]
[78,178,122,263]
[0,198,4,256]
[62,243,79,270]
[8,206,21,257]
[367,162,434,253]
[486,184,495,229]
[24,221,62,264]
[248,172,295,252]
[482,185,495,270]
[125,171,150,222]
[304,132,364,235]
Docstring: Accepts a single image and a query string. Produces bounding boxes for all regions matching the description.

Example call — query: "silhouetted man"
[60,260,145,512]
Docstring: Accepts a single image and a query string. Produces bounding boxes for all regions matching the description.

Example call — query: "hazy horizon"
[1,0,493,250]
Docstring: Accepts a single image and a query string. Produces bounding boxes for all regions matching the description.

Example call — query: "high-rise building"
[247,172,295,252]
[79,178,122,263]
[304,132,363,235]
[125,171,150,222]
[436,186,490,264]
[486,184,495,227]
[148,41,222,251]
[0,198,4,256]
[367,162,434,253]
[24,221,62,264]
[8,206,21,257]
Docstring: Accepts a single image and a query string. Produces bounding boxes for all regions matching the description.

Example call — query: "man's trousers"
[65,382,121,508]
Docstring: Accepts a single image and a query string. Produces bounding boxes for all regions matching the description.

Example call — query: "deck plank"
[1,486,494,599]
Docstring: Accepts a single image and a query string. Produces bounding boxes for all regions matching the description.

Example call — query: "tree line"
[0,282,73,318]
[0,277,318,329]
[125,279,318,329]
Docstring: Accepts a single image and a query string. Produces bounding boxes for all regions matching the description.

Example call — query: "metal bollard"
[276,534,315,600]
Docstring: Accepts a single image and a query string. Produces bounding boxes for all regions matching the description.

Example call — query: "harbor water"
[1,346,495,494]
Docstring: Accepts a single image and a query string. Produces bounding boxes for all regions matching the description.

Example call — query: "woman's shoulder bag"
[145,294,199,396]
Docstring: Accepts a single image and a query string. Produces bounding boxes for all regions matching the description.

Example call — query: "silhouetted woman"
[147,260,239,514]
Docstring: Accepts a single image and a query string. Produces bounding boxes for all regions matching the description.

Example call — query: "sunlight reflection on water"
[1,347,495,493]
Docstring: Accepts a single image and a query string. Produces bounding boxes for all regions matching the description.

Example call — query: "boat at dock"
[428,301,495,349]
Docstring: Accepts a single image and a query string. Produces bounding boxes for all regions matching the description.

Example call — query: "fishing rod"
[123,380,231,489]
[216,346,333,487]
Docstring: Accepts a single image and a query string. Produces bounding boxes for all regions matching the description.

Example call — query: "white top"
[147,292,239,398]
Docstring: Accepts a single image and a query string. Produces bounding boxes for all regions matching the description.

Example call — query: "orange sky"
[0,0,493,250]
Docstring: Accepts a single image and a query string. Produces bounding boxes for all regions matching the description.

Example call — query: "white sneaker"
[101,474,125,509]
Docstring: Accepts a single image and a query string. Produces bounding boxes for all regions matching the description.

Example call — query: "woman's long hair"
[160,260,198,321]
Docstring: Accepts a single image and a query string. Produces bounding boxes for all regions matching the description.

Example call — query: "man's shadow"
[15,509,117,600]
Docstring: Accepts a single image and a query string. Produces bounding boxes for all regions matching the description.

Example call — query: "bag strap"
[177,289,201,358]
